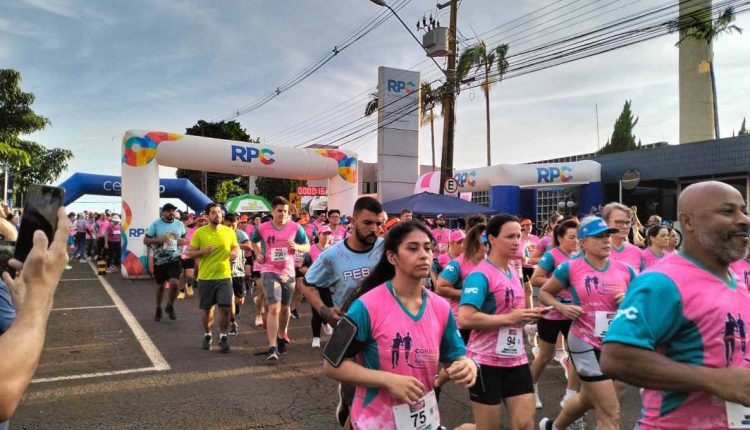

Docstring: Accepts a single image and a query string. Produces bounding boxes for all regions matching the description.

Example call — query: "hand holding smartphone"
[13,185,65,263]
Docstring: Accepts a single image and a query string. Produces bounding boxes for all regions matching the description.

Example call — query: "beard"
[698,228,750,264]
[355,227,378,246]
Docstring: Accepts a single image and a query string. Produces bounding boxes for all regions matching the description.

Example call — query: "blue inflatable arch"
[58,173,212,212]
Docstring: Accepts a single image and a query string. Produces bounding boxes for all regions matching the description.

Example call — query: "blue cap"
[577,217,619,239]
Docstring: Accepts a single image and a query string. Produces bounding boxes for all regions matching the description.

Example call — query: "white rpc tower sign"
[377,67,421,203]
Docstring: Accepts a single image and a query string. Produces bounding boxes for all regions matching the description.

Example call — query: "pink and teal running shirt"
[611,241,646,273]
[438,255,481,323]
[537,247,575,321]
[605,253,750,429]
[641,247,668,269]
[460,259,528,367]
[432,227,450,255]
[249,220,308,277]
[553,257,636,349]
[730,258,750,292]
[347,281,465,430]
[328,224,347,245]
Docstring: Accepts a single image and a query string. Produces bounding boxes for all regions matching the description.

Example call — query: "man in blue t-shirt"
[144,203,186,322]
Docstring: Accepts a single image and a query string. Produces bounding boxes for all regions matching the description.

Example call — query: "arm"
[458,304,534,330]
[323,359,425,404]
[539,276,583,320]
[435,278,462,300]
[528,243,545,265]
[529,266,549,288]
[143,235,166,246]
[0,207,68,421]
[228,245,240,262]
[186,245,212,259]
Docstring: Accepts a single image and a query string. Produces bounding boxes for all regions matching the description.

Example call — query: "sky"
[1,0,748,214]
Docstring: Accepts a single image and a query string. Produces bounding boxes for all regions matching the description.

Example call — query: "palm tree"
[364,92,379,117]
[457,40,509,166]
[669,6,742,139]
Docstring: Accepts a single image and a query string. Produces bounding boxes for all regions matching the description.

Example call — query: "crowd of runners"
[60,180,750,429]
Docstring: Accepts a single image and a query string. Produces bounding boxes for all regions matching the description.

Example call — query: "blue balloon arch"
[58,172,212,212]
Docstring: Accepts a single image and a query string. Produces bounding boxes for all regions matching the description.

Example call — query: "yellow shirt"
[190,224,238,280]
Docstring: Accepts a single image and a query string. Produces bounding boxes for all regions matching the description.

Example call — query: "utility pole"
[438,0,457,194]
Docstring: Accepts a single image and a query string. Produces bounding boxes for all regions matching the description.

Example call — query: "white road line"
[86,261,170,371]
[32,367,161,384]
[59,278,99,282]
[52,305,117,312]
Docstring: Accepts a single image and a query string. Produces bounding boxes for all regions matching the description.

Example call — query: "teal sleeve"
[552,261,571,286]
[295,225,309,244]
[304,251,333,288]
[302,253,312,268]
[346,299,372,343]
[604,272,684,350]
[145,222,157,238]
[179,222,187,238]
[249,228,261,243]
[431,259,441,274]
[440,311,466,362]
[538,251,555,272]
[640,257,646,272]
[439,260,461,285]
[627,265,637,283]
[459,272,489,309]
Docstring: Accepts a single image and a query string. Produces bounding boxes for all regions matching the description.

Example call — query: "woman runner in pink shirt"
[641,224,670,268]
[300,225,332,348]
[539,217,636,430]
[323,221,477,430]
[459,214,546,430]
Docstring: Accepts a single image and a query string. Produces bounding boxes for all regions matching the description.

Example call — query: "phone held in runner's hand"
[0,241,15,275]
[323,316,358,368]
[13,184,64,263]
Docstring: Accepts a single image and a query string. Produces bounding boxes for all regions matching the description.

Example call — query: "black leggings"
[108,242,121,268]
[310,288,334,338]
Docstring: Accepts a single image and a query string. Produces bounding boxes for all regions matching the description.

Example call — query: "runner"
[179,215,205,298]
[103,215,122,272]
[187,203,239,353]
[602,181,750,429]
[436,223,488,344]
[602,203,645,273]
[143,203,186,322]
[430,228,464,286]
[249,196,310,360]
[458,214,542,430]
[222,213,252,336]
[641,224,670,268]
[528,219,581,413]
[538,216,636,430]
[303,196,385,427]
[94,213,109,263]
[327,209,347,245]
[432,214,450,256]
[323,220,477,430]
[246,214,265,326]
[529,213,563,265]
[400,208,413,222]
[300,225,332,348]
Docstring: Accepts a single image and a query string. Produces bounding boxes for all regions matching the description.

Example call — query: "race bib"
[271,247,286,262]
[594,311,616,338]
[113,229,121,236]
[294,251,305,266]
[726,401,750,429]
[495,326,524,357]
[330,236,343,244]
[392,390,439,430]
[164,236,177,252]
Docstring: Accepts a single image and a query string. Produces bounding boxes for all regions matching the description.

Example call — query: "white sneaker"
[534,384,543,409]
[255,315,263,326]
[554,348,567,362]
[323,323,333,336]
[312,337,321,348]
[539,417,551,430]
[560,390,575,408]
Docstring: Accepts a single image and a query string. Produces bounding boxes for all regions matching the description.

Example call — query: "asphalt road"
[11,262,641,429]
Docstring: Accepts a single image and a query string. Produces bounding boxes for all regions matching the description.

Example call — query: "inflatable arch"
[58,172,212,212]
[416,160,603,221]
[121,130,358,278]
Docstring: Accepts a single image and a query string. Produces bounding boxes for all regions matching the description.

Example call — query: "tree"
[213,178,244,203]
[364,92,378,117]
[254,177,305,204]
[739,117,748,136]
[597,101,642,155]
[457,40,509,166]
[0,69,72,204]
[176,120,260,201]
[669,6,742,139]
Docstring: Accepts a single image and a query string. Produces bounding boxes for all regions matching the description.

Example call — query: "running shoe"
[336,384,349,426]
[323,323,333,336]
[165,304,176,320]
[254,315,263,326]
[154,307,162,322]
[177,289,186,300]
[266,346,279,361]
[311,337,321,348]
[64,264,73,270]
[79,258,87,263]
[219,336,230,353]
[186,285,194,296]
[534,384,543,409]
[202,335,212,350]
[277,337,288,355]
[291,309,300,319]
[539,417,553,430]
[229,322,238,336]
[554,348,567,362]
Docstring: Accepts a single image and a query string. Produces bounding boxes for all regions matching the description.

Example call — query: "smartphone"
[13,185,64,263]
[0,241,15,275]
[323,316,358,368]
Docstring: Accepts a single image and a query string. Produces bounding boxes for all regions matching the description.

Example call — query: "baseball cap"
[577,217,619,239]
[449,229,465,242]
[111,215,121,222]
[437,214,445,220]
[520,219,533,226]
[318,225,332,234]
[162,203,178,212]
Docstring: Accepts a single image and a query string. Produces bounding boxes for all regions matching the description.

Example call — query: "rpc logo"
[231,145,275,166]
[128,228,145,238]
[387,80,417,94]
[453,170,477,188]
[537,166,573,183]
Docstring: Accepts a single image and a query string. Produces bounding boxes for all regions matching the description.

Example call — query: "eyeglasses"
[613,220,632,226]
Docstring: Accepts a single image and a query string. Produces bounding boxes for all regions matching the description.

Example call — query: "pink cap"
[449,229,465,242]
[318,225,332,234]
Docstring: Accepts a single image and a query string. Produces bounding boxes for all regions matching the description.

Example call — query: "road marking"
[52,305,117,311]
[33,367,161,384]
[86,261,170,371]
[59,278,99,282]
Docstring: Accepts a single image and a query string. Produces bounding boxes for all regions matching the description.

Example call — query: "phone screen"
[13,185,64,263]
[0,241,15,275]
[323,317,358,368]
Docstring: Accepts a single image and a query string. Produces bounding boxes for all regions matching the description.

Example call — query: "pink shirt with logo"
[438,254,481,323]
[431,228,450,255]
[96,220,110,240]
[641,247,667,269]
[730,258,750,292]
[552,257,635,349]
[328,224,347,245]
[537,235,553,255]
[106,223,121,242]
[536,247,575,321]
[182,227,196,259]
[460,259,528,367]
[611,241,645,273]
[249,221,308,277]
